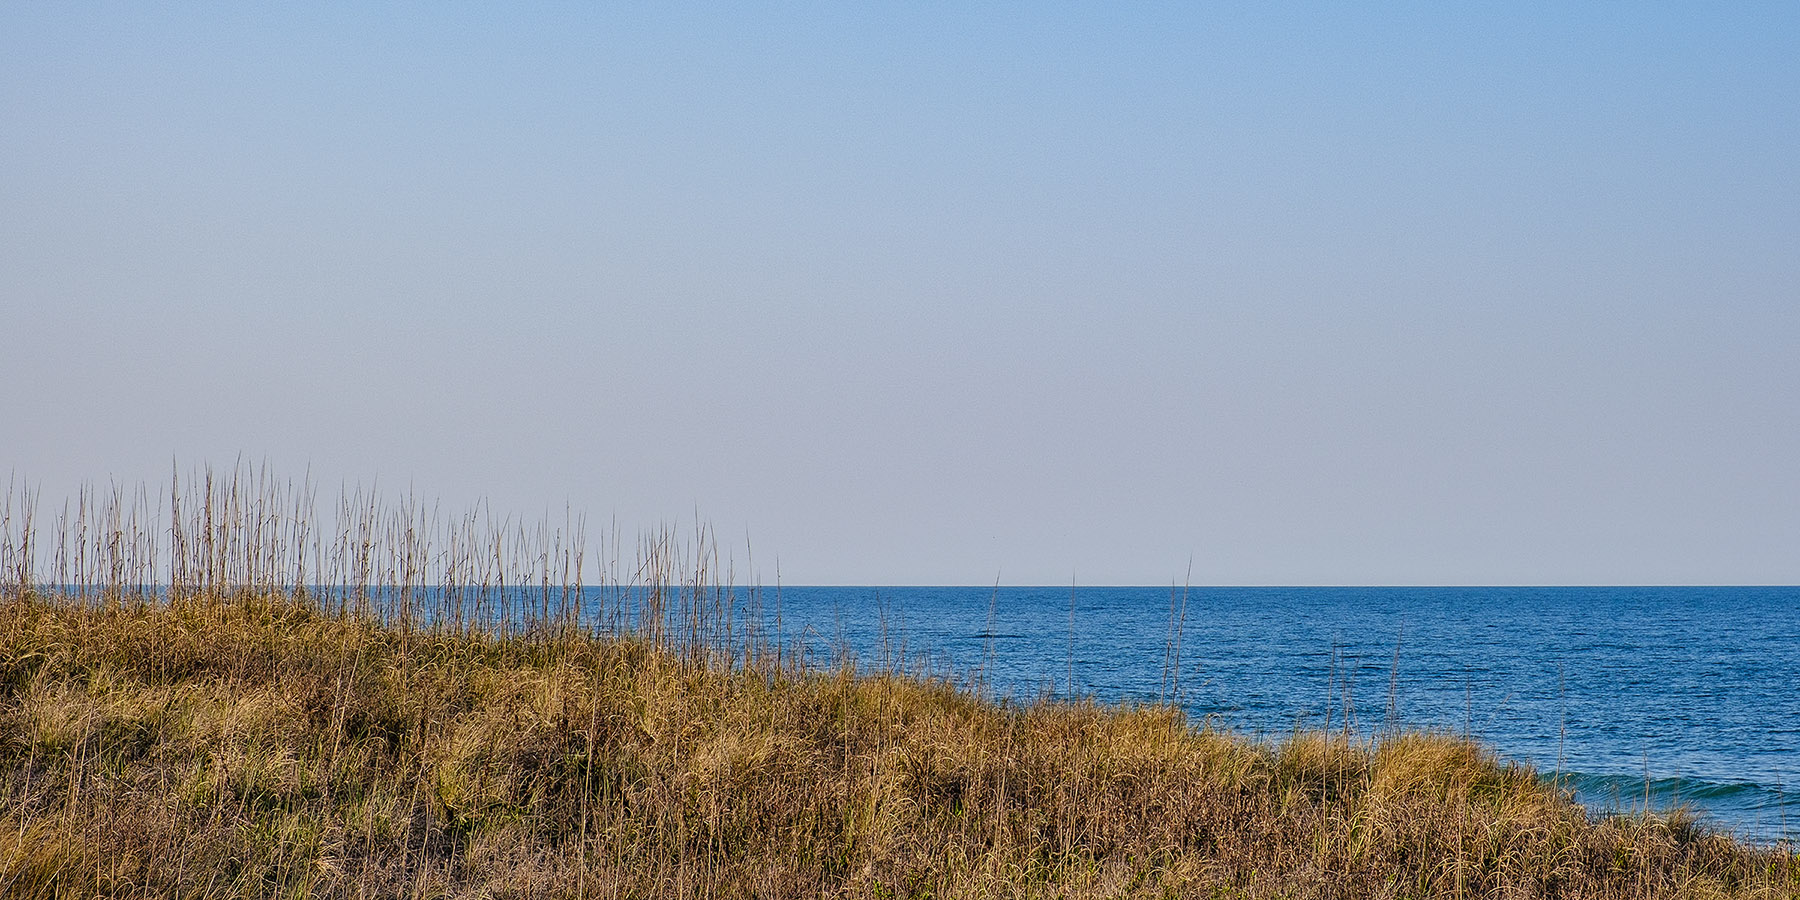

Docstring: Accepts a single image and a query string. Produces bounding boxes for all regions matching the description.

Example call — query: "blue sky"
[4,4,1797,584]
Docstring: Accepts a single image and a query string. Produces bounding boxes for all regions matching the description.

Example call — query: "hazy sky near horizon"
[4,4,1797,585]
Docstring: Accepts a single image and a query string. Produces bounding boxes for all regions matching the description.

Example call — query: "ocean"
[748,585,1799,843]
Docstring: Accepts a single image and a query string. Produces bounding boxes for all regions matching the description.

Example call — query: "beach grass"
[1,468,1796,898]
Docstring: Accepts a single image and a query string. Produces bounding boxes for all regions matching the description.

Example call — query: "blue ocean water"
[751,586,1799,844]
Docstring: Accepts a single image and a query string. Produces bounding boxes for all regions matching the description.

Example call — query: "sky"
[3,3,1797,585]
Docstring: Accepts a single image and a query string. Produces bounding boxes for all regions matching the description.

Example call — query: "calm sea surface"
[749,586,1799,843]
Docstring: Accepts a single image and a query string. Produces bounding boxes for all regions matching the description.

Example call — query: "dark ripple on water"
[750,585,1800,844]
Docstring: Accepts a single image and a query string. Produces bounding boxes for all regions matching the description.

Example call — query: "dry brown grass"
[1,468,1795,898]
[0,593,1795,899]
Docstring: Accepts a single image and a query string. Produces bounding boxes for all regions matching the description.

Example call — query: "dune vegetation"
[1,469,1795,898]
